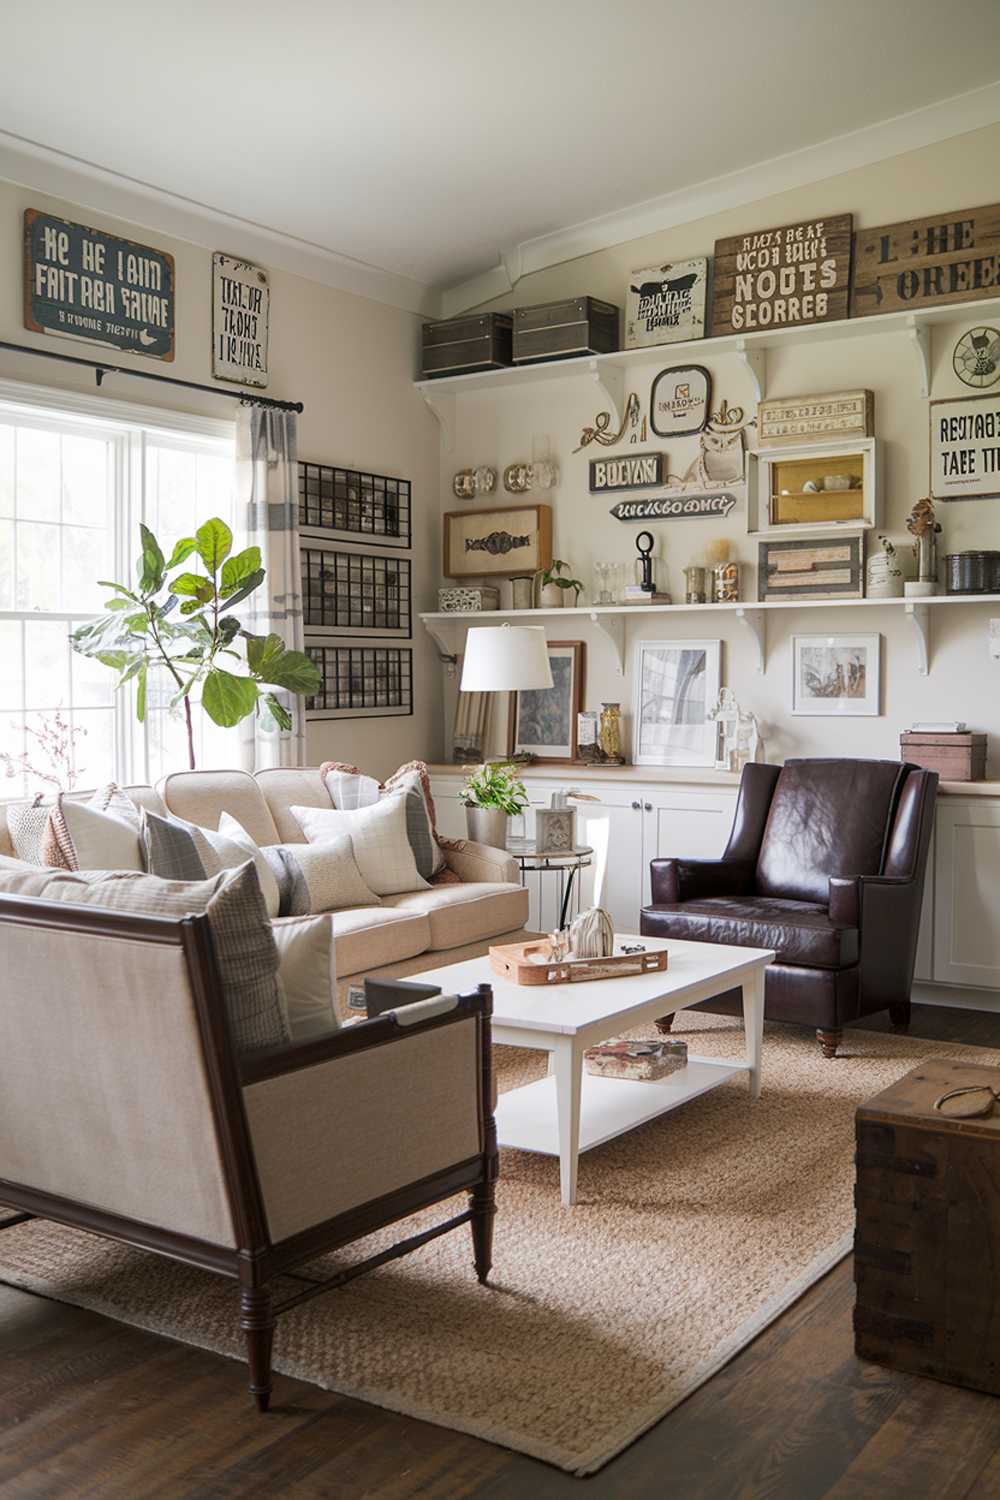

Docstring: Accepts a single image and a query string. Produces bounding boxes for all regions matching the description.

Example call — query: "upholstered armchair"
[641,759,938,1058]
[0,895,497,1410]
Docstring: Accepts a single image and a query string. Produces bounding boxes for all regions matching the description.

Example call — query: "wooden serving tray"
[489,939,668,987]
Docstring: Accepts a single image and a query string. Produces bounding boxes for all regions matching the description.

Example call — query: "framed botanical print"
[791,633,880,716]
[633,639,721,766]
[508,641,584,762]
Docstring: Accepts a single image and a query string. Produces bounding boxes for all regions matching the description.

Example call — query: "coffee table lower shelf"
[496,1057,748,1159]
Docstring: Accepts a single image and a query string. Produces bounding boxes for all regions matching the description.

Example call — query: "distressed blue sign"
[23,208,176,361]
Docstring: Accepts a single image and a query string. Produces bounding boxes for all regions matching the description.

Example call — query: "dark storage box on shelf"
[900,731,987,781]
[421,313,513,379]
[513,296,620,364]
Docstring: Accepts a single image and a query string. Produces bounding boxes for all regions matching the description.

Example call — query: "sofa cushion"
[254,767,330,843]
[141,808,281,917]
[329,905,431,977]
[8,787,145,871]
[641,895,859,969]
[271,914,339,1039]
[159,770,281,848]
[291,797,428,897]
[260,833,380,916]
[382,881,530,951]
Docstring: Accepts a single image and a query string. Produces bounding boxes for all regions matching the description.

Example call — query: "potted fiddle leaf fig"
[72,518,320,770]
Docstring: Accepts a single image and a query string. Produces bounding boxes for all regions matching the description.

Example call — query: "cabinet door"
[934,801,1000,989]
[575,792,646,934]
[913,824,934,983]
[641,790,738,907]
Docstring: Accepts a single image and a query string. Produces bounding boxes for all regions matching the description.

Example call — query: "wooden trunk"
[900,732,987,782]
[855,1058,1000,1394]
[421,313,513,378]
[512,297,619,364]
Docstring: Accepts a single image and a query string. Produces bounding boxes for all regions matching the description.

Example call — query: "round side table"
[506,839,594,930]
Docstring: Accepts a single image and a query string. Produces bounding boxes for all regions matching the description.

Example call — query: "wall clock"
[953,326,1000,389]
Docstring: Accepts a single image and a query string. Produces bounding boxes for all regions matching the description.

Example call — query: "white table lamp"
[460,624,553,693]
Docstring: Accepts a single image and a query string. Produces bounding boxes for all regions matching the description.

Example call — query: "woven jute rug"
[1,1013,994,1475]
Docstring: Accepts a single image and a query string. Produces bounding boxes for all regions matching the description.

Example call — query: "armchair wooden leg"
[470,1182,496,1284]
[655,1013,675,1035]
[817,1028,842,1059]
[889,1000,912,1030]
[240,1287,275,1412]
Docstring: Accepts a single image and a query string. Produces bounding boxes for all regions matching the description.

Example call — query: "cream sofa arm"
[240,996,492,1244]
[440,837,519,885]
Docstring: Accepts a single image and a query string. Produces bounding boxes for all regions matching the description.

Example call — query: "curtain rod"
[0,339,304,413]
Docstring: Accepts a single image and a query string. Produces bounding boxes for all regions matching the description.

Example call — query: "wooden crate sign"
[589,452,664,493]
[758,390,874,447]
[212,253,269,387]
[711,215,852,335]
[852,203,1000,316]
[23,208,175,360]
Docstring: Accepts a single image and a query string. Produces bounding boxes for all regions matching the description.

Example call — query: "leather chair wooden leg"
[655,1014,675,1035]
[240,1286,275,1412]
[817,1028,842,1059]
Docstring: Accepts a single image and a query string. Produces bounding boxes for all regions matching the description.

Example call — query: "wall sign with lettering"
[625,258,708,347]
[852,203,1000,317]
[589,452,664,493]
[212,253,270,387]
[609,492,737,522]
[23,208,175,360]
[650,365,711,438]
[930,395,1000,500]
[710,214,852,335]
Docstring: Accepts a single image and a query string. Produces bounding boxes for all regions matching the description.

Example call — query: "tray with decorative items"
[488,936,669,987]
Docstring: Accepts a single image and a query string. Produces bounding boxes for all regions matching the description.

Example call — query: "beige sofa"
[0,767,529,1011]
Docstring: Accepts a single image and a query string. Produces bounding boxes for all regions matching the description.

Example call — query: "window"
[0,386,237,798]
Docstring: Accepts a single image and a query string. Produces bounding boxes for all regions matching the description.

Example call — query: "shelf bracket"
[905,601,931,675]
[735,607,767,673]
[903,316,931,399]
[734,339,766,404]
[588,359,625,430]
[419,388,456,453]
[589,609,626,675]
[420,616,462,676]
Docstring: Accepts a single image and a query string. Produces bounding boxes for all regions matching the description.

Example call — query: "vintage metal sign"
[852,203,1000,317]
[589,451,664,493]
[23,208,175,360]
[212,253,270,387]
[609,492,737,522]
[711,214,852,335]
[930,395,1000,500]
[625,257,708,348]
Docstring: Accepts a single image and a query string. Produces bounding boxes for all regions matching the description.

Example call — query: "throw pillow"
[141,808,281,918]
[9,786,144,871]
[291,796,427,897]
[272,914,339,1039]
[260,834,380,916]
[0,859,289,1054]
[320,758,447,878]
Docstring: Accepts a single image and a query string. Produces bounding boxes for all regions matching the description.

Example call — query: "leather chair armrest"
[439,838,519,885]
[856,875,923,1011]
[649,857,755,905]
[828,877,860,926]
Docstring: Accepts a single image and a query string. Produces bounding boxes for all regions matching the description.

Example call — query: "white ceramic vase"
[465,805,508,849]
[537,581,564,608]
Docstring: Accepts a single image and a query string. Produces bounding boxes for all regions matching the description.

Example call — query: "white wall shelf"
[420,593,1000,678]
[415,298,1000,407]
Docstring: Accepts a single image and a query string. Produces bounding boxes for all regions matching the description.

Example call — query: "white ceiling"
[3,0,1000,304]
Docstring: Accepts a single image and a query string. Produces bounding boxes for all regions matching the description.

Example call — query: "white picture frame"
[791,633,881,717]
[632,639,722,766]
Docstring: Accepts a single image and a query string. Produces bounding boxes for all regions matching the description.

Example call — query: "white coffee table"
[412,935,774,1205]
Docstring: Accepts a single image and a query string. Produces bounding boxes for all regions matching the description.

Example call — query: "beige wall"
[0,177,442,779]
[440,121,1000,768]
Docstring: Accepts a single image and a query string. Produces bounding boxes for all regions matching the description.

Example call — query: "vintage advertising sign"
[930,395,1000,500]
[710,214,852,336]
[589,452,664,493]
[212,253,270,387]
[758,390,874,447]
[609,492,737,522]
[23,208,175,360]
[852,203,1000,317]
[625,258,708,348]
[650,365,711,438]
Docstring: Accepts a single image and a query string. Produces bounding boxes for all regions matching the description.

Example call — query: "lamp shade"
[460,625,554,692]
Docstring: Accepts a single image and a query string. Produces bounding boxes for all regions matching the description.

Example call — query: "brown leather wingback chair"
[640,758,938,1057]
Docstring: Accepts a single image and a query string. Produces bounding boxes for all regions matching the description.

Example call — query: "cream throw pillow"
[272,915,339,1039]
[9,786,144,871]
[258,833,380,916]
[291,796,428,897]
[141,808,281,919]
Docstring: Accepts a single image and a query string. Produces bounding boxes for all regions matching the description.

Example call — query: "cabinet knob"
[644,802,653,812]
[631,800,641,811]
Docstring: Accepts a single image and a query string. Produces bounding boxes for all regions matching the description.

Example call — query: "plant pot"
[537,582,564,609]
[465,805,509,849]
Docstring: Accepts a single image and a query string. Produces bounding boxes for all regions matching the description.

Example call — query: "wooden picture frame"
[443,504,552,579]
[507,640,584,763]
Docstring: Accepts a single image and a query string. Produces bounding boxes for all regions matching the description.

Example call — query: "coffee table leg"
[742,970,765,1100]
[552,1039,582,1205]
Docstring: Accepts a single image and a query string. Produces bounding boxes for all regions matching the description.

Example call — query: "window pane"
[0,518,12,609]
[0,712,27,799]
[62,433,111,528]
[70,708,115,789]
[16,521,61,610]
[23,619,72,709]
[0,425,13,517]
[62,523,114,613]
[0,621,23,705]
[16,427,60,521]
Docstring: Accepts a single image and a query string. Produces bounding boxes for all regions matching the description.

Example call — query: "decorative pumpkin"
[567,906,614,960]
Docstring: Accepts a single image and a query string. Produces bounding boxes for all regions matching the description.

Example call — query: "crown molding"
[442,78,1000,315]
[0,131,441,319]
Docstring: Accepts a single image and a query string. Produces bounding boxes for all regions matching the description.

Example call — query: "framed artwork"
[443,504,552,579]
[508,641,584,763]
[757,534,864,601]
[299,460,411,549]
[632,639,722,767]
[791,634,880,717]
[930,395,1000,501]
[650,365,712,438]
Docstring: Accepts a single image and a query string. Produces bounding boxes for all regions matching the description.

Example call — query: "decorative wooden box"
[900,731,987,781]
[855,1057,1000,1395]
[421,313,513,379]
[512,297,620,365]
[437,586,501,613]
[748,438,880,536]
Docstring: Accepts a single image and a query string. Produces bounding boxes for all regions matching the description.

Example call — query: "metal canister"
[944,551,1000,594]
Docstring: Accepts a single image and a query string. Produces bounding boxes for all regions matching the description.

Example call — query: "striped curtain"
[236,405,308,770]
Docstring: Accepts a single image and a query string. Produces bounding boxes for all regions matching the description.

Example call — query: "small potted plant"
[460,762,528,849]
[536,559,583,609]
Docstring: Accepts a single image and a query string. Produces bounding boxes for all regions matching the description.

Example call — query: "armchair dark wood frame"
[0,896,499,1412]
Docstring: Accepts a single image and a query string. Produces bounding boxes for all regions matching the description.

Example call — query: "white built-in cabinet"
[932,799,1000,990]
